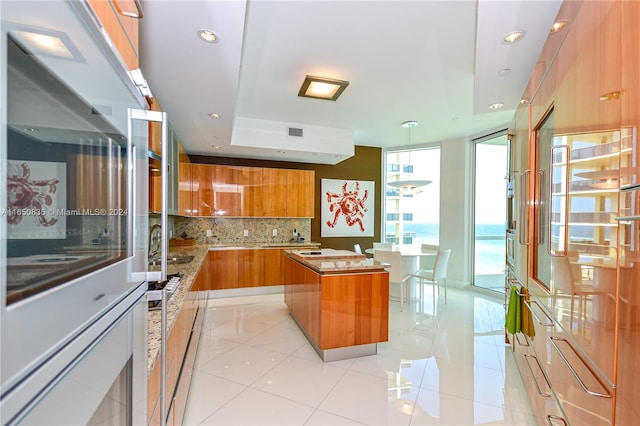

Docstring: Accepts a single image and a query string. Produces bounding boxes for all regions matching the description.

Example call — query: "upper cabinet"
[262,168,288,217]
[87,0,141,70]
[178,144,192,216]
[237,167,263,217]
[191,164,238,217]
[286,169,314,218]
[189,165,314,218]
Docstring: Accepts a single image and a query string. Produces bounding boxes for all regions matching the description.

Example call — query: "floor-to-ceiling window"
[384,147,440,248]
[473,132,508,292]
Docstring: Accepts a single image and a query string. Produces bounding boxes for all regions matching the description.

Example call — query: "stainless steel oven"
[1,1,162,421]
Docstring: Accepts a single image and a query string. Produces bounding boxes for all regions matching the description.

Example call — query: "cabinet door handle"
[523,299,555,327]
[524,354,552,397]
[515,332,529,347]
[113,0,143,19]
[547,414,568,426]
[519,170,531,245]
[548,336,613,398]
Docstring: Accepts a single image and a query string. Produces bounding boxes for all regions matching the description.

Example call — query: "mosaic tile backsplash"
[149,215,311,245]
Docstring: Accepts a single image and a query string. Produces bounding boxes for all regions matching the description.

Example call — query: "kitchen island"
[284,249,390,362]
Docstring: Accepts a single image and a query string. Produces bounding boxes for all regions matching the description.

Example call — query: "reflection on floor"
[184,287,536,425]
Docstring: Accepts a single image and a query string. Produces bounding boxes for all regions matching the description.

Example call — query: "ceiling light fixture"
[519,98,530,105]
[498,68,511,76]
[211,145,222,149]
[11,29,83,61]
[208,112,221,119]
[387,121,432,195]
[501,31,525,44]
[489,102,504,110]
[550,20,568,34]
[198,29,218,43]
[298,75,349,101]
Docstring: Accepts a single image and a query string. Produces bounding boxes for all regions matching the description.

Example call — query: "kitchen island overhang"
[284,249,390,362]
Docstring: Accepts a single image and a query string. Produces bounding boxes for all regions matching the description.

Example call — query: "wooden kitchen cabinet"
[263,249,285,286]
[191,164,238,217]
[209,249,240,289]
[205,247,319,291]
[177,144,192,216]
[88,0,140,70]
[238,249,265,287]
[287,169,315,217]
[262,168,288,217]
[148,97,163,156]
[187,165,314,217]
[237,166,263,216]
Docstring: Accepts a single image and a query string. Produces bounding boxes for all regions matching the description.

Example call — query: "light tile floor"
[183,287,537,425]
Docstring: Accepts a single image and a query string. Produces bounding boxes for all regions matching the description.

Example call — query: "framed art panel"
[321,178,374,237]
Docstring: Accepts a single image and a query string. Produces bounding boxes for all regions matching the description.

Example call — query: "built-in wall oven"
[1,1,160,422]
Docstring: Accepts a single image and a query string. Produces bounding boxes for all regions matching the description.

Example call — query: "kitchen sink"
[148,255,194,266]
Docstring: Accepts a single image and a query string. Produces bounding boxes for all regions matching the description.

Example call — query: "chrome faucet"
[148,224,162,260]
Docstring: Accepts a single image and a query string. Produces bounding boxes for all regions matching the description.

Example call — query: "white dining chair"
[374,249,411,311]
[410,249,451,306]
[419,244,439,270]
[373,242,393,251]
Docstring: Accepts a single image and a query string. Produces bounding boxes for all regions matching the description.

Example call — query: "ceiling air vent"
[288,127,303,137]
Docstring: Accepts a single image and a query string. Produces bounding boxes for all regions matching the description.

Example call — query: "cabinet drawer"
[512,333,570,425]
[545,333,614,425]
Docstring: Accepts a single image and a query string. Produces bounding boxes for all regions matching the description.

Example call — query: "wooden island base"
[284,250,390,362]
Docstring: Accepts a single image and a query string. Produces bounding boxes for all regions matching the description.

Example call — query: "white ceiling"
[140,0,562,164]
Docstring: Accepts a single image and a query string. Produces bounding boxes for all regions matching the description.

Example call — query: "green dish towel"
[505,285,521,335]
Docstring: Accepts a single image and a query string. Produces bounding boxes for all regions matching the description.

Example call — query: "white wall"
[439,137,473,287]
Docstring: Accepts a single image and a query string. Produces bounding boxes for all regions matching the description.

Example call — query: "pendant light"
[387,121,432,194]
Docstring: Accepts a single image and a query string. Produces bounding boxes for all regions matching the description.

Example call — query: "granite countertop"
[147,244,208,374]
[285,249,388,274]
[207,241,320,250]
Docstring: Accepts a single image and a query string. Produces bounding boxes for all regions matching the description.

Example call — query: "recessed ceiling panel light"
[519,98,530,105]
[208,112,221,119]
[498,68,511,76]
[198,29,218,43]
[298,75,349,101]
[501,31,525,44]
[550,20,568,34]
[401,121,418,128]
[11,29,83,61]
[489,102,504,110]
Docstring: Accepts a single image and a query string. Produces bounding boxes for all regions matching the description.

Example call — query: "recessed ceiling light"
[277,150,286,155]
[489,102,504,110]
[550,20,568,34]
[401,121,418,128]
[198,29,218,43]
[498,68,511,76]
[519,98,530,105]
[211,145,222,149]
[208,113,221,119]
[501,31,525,44]
[298,75,349,101]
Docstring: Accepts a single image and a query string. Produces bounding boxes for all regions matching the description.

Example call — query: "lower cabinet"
[208,247,317,290]
[148,267,206,425]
